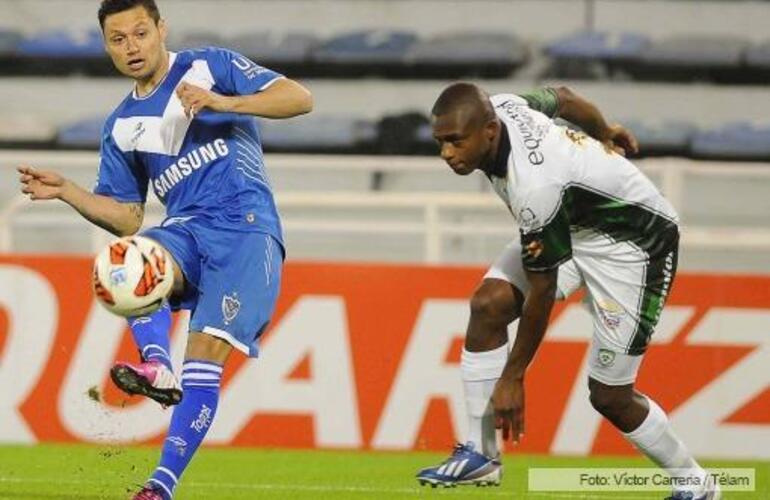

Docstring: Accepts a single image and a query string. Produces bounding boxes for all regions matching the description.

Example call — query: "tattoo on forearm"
[127,203,145,225]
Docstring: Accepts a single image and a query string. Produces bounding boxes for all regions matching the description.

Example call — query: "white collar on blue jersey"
[132,51,177,101]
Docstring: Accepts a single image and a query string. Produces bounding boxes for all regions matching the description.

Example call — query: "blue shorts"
[142,218,283,357]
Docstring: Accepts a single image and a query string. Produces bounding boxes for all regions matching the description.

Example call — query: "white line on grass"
[0,476,660,498]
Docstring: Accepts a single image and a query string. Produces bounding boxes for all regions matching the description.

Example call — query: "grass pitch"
[0,444,766,499]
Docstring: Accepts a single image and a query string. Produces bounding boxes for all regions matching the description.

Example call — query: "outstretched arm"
[176,78,313,119]
[18,165,144,236]
[520,86,639,156]
[552,86,639,156]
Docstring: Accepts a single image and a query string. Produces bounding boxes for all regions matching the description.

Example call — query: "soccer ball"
[92,236,174,317]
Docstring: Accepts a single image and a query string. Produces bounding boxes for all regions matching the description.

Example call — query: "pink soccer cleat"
[110,360,182,406]
[132,485,164,500]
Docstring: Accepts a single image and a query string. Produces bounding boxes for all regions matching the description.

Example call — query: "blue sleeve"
[205,47,284,96]
[93,123,148,203]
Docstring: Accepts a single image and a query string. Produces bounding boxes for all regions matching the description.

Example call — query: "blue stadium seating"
[545,31,650,78]
[691,122,770,160]
[311,30,417,76]
[546,31,650,61]
[407,32,528,78]
[260,114,377,152]
[229,32,317,65]
[17,29,103,57]
[622,120,696,156]
[633,35,749,82]
[56,117,105,149]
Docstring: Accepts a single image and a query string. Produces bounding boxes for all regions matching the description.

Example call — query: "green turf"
[0,444,766,499]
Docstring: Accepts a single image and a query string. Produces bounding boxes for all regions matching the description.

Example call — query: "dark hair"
[98,0,161,30]
[432,82,494,123]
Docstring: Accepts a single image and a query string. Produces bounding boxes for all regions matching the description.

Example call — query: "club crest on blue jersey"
[222,292,241,325]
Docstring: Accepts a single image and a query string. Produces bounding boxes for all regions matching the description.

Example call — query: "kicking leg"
[112,248,186,406]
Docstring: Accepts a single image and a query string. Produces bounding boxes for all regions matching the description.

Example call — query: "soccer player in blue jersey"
[17,1,312,498]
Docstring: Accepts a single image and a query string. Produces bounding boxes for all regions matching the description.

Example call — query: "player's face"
[102,6,167,82]
[432,112,495,176]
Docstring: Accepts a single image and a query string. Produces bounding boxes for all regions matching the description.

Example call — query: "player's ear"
[157,18,167,43]
[484,119,499,142]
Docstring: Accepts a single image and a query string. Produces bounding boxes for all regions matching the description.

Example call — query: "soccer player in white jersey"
[17,1,312,498]
[416,83,719,500]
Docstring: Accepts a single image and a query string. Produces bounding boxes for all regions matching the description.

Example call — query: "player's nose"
[440,144,454,162]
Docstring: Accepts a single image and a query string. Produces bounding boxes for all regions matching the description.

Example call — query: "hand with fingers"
[175,82,225,119]
[492,376,525,445]
[17,165,68,200]
[601,123,640,157]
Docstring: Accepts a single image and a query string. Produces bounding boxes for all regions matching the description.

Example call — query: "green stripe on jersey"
[561,184,678,258]
[518,88,560,118]
[520,184,678,271]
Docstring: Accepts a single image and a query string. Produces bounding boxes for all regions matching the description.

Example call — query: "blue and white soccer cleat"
[665,474,722,500]
[416,442,502,488]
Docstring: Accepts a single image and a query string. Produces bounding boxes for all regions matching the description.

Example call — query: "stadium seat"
[633,35,749,82]
[17,28,104,57]
[622,120,697,157]
[546,31,649,61]
[311,30,418,76]
[544,31,650,78]
[376,111,430,155]
[56,117,105,149]
[0,113,57,146]
[260,114,377,152]
[746,40,770,69]
[690,122,770,160]
[406,32,528,78]
[0,29,21,55]
[228,32,317,65]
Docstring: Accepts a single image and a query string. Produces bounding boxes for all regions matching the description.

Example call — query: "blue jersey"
[94,47,284,245]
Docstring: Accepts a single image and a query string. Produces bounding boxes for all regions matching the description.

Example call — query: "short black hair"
[432,82,495,125]
[98,0,161,30]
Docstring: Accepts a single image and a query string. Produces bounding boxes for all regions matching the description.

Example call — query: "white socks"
[623,395,708,495]
[460,344,508,458]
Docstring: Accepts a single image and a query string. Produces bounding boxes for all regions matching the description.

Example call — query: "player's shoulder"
[489,93,529,110]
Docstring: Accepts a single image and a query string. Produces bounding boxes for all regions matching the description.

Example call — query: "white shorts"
[483,236,677,386]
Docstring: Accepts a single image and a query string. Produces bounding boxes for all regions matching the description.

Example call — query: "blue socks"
[147,360,223,499]
[128,303,173,371]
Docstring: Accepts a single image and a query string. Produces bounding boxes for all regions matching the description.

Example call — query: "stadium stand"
[621,120,696,158]
[1,0,770,161]
[311,29,418,77]
[260,114,378,153]
[691,122,770,160]
[633,35,750,82]
[56,116,103,150]
[544,31,650,79]
[406,32,529,78]
[228,32,318,76]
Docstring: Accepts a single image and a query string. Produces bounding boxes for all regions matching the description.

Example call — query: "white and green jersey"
[486,91,680,355]
[487,91,679,272]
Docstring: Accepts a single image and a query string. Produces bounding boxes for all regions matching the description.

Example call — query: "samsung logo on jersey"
[153,138,229,198]
[495,99,546,166]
